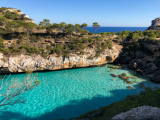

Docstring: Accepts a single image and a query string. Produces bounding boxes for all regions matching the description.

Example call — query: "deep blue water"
[85,27,148,33]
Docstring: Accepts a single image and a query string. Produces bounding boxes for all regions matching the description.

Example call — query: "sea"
[85,27,148,33]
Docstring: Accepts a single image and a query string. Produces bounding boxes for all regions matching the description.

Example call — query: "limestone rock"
[112,106,160,120]
[0,53,3,59]
[147,17,160,30]
[0,44,122,73]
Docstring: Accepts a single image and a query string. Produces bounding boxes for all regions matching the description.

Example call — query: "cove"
[0,64,160,120]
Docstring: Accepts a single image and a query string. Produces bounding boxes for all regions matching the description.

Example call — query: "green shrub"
[0,37,5,48]
[106,39,112,49]
[56,44,63,51]
[82,38,88,43]
[78,35,83,37]
[21,45,38,53]
[30,35,38,43]
[88,33,93,35]
[79,51,85,55]
[0,48,10,55]
[95,52,100,57]
[88,38,93,43]
[148,33,156,40]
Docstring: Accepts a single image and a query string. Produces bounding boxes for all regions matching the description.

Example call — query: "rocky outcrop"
[112,106,160,120]
[147,17,160,30]
[0,44,122,74]
[144,43,160,52]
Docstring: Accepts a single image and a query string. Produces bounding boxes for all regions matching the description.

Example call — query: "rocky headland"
[147,17,160,30]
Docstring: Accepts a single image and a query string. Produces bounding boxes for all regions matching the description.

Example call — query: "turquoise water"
[0,65,160,120]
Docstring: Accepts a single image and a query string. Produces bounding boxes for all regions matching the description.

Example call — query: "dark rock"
[146,63,158,73]
[135,51,146,58]
[146,74,154,79]
[120,59,128,64]
[129,51,135,57]
[122,52,129,56]
[125,56,131,62]
[153,70,160,77]
[128,59,145,70]
[151,77,160,83]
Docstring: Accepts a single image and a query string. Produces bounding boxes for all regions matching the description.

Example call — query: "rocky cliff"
[147,17,160,30]
[0,44,122,74]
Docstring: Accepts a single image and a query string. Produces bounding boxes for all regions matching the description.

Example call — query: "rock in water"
[110,74,117,77]
[127,86,133,89]
[119,75,129,80]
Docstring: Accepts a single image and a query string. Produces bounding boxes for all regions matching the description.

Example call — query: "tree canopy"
[92,22,100,33]
[81,23,87,30]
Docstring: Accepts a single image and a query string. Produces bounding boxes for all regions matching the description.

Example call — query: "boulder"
[146,74,154,79]
[153,70,160,77]
[125,56,131,61]
[112,106,160,120]
[144,44,160,52]
[151,77,160,83]
[122,52,129,56]
[145,63,158,74]
[128,59,145,70]
[129,51,135,57]
[135,51,146,58]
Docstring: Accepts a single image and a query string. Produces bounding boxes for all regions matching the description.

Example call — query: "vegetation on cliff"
[0,7,114,59]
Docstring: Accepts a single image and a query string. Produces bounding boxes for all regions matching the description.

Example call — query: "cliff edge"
[147,17,160,30]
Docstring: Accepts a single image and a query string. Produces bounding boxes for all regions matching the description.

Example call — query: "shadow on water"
[0,77,157,120]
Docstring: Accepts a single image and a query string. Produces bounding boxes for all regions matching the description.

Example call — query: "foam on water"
[0,65,160,120]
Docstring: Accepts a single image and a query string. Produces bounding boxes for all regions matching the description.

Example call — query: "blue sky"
[1,0,160,27]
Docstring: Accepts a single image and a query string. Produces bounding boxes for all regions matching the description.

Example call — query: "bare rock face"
[112,106,160,120]
[147,17,160,30]
[0,44,122,73]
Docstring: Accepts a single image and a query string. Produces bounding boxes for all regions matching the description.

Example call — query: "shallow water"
[0,65,160,120]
